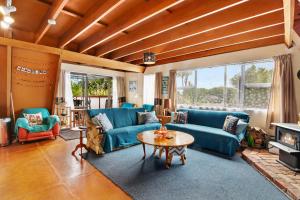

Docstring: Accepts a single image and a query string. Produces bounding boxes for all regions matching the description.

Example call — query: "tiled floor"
[0,138,131,200]
[242,148,300,200]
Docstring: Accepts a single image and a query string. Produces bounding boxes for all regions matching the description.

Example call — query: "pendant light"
[143,51,156,65]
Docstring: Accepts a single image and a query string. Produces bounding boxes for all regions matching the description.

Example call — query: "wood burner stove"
[269,123,300,171]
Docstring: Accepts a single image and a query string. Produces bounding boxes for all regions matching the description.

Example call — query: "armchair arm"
[14,117,29,135]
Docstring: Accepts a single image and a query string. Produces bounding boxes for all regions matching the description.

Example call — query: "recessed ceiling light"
[3,15,14,24]
[1,21,10,29]
[48,19,56,25]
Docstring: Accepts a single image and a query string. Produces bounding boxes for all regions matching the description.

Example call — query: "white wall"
[125,72,144,107]
[144,31,300,128]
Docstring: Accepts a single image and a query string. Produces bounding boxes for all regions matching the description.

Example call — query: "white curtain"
[112,77,118,107]
[143,74,155,104]
[65,72,74,109]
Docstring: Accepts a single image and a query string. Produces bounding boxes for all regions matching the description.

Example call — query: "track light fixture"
[0,0,16,29]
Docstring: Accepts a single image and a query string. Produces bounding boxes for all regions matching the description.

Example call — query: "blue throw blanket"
[14,115,60,136]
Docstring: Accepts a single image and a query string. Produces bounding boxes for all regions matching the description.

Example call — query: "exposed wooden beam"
[133,25,284,64]
[149,35,285,66]
[36,0,108,28]
[59,0,125,48]
[35,0,69,44]
[121,11,284,62]
[108,0,283,60]
[0,37,144,73]
[283,0,295,47]
[95,0,247,57]
[79,0,184,53]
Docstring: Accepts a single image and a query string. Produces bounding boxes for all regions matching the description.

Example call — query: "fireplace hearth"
[269,123,300,171]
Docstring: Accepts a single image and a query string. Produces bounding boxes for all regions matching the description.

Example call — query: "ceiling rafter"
[151,35,284,66]
[59,0,125,48]
[132,25,284,64]
[34,0,69,44]
[107,0,283,61]
[79,0,184,53]
[95,0,247,57]
[121,11,284,62]
[283,0,295,47]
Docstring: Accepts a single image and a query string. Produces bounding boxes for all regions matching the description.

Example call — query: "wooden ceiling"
[0,0,296,67]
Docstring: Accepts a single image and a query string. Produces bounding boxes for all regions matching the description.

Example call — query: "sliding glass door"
[70,72,112,109]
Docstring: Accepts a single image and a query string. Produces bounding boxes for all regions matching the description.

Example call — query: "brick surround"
[242,149,300,200]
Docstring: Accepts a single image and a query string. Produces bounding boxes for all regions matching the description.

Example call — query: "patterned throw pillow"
[145,111,159,124]
[24,112,43,126]
[174,112,188,124]
[137,112,148,124]
[235,120,248,135]
[223,115,239,134]
[93,113,113,132]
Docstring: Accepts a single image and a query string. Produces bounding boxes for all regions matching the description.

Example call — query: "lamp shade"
[163,99,171,109]
[143,52,156,65]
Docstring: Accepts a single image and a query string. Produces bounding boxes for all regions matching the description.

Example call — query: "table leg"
[142,143,146,159]
[165,147,169,169]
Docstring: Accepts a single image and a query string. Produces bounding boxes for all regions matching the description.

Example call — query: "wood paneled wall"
[11,48,59,115]
[0,45,8,118]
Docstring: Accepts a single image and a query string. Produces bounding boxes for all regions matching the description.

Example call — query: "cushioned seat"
[86,108,161,154]
[104,123,161,152]
[166,123,240,157]
[166,109,249,157]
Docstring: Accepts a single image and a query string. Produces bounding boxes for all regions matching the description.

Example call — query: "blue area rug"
[85,145,288,200]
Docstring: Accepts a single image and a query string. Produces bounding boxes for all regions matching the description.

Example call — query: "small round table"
[137,130,194,168]
[71,126,88,158]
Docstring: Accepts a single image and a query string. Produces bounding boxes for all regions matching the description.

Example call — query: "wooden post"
[52,58,62,114]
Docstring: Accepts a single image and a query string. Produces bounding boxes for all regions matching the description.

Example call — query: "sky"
[176,60,274,89]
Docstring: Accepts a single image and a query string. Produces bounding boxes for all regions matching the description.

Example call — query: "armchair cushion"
[15,108,60,136]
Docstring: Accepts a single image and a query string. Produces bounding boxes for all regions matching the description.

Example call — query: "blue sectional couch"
[86,108,161,153]
[166,109,249,157]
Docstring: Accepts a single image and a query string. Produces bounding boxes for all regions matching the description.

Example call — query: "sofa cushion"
[112,108,132,128]
[87,109,115,128]
[166,123,241,157]
[178,109,249,129]
[223,115,239,134]
[104,123,161,152]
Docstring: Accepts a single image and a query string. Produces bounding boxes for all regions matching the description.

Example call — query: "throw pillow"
[145,111,159,124]
[137,112,148,124]
[91,114,101,126]
[175,112,188,124]
[223,115,239,134]
[235,120,248,135]
[97,113,113,132]
[24,112,43,126]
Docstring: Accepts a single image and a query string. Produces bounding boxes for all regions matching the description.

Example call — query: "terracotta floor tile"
[65,171,132,200]
[0,137,130,200]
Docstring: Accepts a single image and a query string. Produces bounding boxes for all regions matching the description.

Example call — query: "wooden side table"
[71,127,88,158]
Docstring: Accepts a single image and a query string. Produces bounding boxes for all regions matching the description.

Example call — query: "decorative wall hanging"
[16,66,48,74]
[162,76,169,95]
[129,81,137,93]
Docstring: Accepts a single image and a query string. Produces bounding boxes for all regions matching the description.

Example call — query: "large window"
[176,59,274,110]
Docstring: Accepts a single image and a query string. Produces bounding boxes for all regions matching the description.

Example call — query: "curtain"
[154,72,162,115]
[117,76,126,107]
[266,54,298,134]
[168,70,177,111]
[65,72,74,109]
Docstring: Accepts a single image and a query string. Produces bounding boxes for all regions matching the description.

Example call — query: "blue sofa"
[166,109,249,157]
[86,108,161,154]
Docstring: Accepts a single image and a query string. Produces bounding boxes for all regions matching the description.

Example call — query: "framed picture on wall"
[162,76,169,95]
[129,81,137,93]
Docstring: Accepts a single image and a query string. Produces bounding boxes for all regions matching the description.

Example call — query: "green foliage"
[71,78,112,97]
[177,65,273,108]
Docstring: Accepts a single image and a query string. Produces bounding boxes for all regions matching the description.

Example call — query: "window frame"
[176,59,274,110]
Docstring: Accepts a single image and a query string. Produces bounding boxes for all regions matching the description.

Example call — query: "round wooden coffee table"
[137,130,194,168]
